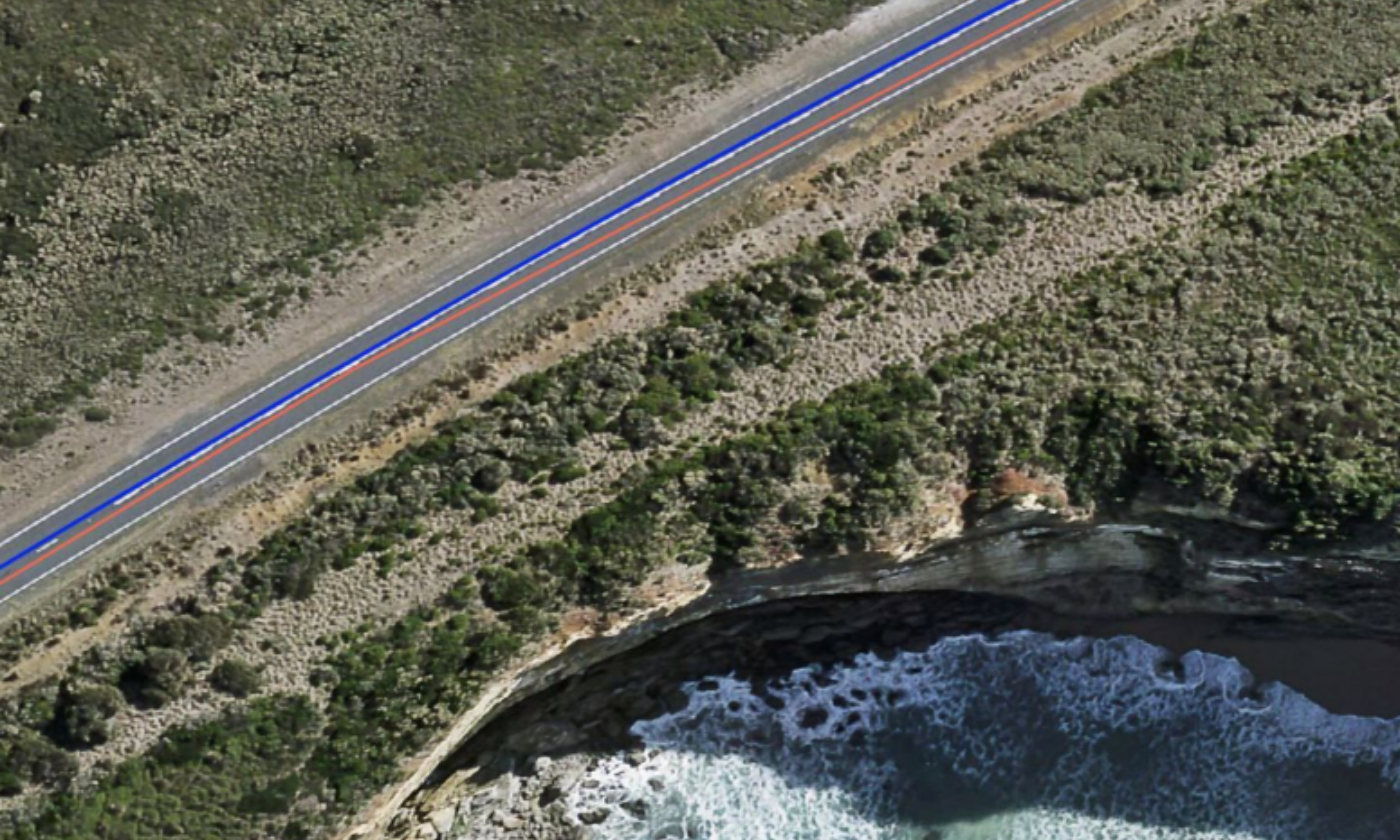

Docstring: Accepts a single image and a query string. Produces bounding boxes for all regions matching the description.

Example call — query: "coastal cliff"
[380,502,1400,839]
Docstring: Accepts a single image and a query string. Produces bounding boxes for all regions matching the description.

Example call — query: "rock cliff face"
[377,506,1400,839]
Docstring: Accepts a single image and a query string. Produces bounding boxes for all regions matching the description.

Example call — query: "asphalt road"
[0,0,1107,611]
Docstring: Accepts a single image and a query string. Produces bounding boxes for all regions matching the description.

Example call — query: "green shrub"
[476,565,549,613]
[120,647,191,708]
[869,264,907,284]
[0,731,77,792]
[50,683,124,749]
[13,696,321,836]
[0,415,57,449]
[145,613,233,662]
[817,229,854,262]
[918,244,953,266]
[549,461,588,484]
[209,660,264,699]
[861,226,900,259]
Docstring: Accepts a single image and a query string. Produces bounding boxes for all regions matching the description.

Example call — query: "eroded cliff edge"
[381,503,1400,839]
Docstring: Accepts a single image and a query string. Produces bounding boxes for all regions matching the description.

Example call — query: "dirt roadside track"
[0,0,1146,626]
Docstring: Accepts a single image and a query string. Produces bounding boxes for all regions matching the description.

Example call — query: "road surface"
[0,0,1107,611]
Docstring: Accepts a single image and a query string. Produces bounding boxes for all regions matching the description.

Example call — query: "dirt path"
[0,0,1173,678]
[0,0,955,566]
[73,10,1394,781]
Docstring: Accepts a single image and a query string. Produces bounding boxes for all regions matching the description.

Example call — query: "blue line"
[2,0,1027,577]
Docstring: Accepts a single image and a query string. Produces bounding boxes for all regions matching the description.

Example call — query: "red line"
[0,0,1066,590]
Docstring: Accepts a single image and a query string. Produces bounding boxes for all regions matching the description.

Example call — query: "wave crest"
[567,631,1400,840]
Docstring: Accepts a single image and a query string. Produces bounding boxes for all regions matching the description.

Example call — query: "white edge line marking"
[0,0,1080,608]
[0,0,989,551]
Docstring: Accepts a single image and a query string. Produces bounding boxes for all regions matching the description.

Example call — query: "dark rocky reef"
[386,513,1400,838]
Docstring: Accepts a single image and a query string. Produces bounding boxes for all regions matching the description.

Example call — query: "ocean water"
[566,631,1400,840]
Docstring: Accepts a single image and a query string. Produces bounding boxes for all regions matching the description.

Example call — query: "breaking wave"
[567,631,1400,840]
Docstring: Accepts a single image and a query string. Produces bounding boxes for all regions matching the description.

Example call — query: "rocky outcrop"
[378,506,1400,839]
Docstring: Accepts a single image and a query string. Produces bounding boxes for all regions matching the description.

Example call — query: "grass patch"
[0,0,875,449]
[5,4,1400,838]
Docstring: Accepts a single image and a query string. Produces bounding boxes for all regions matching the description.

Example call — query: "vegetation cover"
[0,0,874,450]
[3,1,1400,838]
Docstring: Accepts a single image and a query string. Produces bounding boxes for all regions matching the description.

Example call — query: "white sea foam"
[567,631,1400,840]
[573,751,894,840]
[936,809,1265,840]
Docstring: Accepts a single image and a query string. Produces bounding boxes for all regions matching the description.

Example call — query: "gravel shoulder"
[0,0,1016,594]
[0,0,1275,721]
[8,0,1395,837]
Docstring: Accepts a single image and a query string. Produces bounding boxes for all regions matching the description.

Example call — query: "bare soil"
[20,0,1379,785]
[0,0,910,549]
